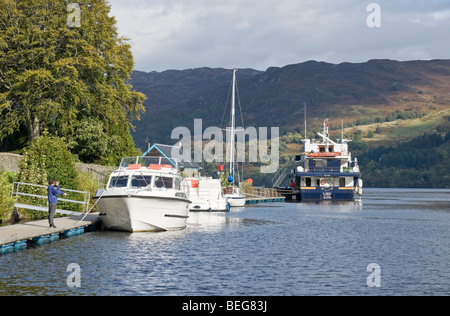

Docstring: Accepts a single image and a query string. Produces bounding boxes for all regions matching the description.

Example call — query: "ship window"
[339,178,346,187]
[306,178,311,187]
[328,160,340,169]
[108,175,129,188]
[154,176,173,189]
[131,175,152,188]
[314,159,327,168]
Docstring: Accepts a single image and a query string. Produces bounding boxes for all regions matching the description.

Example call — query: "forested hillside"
[355,133,450,188]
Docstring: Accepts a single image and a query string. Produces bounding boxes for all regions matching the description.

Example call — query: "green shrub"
[76,171,101,212]
[0,167,14,223]
[18,132,81,217]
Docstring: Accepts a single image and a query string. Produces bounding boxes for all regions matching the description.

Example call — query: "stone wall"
[0,153,21,173]
[0,152,115,175]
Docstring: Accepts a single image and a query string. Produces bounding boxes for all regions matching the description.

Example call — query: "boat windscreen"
[154,176,173,189]
[108,176,129,188]
[131,175,152,188]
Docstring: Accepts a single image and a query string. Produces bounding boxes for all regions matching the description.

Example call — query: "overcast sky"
[108,0,450,72]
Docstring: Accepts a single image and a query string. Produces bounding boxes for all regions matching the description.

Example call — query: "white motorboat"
[183,177,230,212]
[94,157,191,232]
[223,186,246,207]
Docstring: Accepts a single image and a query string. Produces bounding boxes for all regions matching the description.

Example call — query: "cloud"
[108,0,450,71]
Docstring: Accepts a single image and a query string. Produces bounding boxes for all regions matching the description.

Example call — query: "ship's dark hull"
[298,186,356,201]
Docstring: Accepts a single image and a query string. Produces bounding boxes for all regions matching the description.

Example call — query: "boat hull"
[225,195,246,207]
[299,187,356,201]
[97,195,190,232]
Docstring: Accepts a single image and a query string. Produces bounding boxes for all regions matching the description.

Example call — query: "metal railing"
[304,167,341,173]
[272,167,289,187]
[11,182,90,214]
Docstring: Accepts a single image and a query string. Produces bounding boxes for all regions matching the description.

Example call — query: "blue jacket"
[48,185,65,204]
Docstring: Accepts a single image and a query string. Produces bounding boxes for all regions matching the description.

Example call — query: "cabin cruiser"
[94,157,191,232]
[183,177,230,212]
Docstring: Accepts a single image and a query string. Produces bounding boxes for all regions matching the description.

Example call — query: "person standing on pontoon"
[47,179,67,228]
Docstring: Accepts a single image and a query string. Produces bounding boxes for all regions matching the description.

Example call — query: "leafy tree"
[69,117,108,163]
[0,0,146,162]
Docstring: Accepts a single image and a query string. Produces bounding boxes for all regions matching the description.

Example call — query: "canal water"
[0,188,449,296]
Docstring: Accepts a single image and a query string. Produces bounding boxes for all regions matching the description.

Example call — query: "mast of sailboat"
[229,67,237,183]
[304,102,307,140]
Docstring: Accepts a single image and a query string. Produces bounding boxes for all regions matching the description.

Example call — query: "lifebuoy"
[320,180,327,186]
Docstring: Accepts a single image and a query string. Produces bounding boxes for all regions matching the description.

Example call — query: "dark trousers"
[48,203,57,226]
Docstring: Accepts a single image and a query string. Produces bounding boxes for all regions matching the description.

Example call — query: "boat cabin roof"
[118,156,183,174]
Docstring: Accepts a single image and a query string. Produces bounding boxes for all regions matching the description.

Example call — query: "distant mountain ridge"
[131,59,450,150]
[131,67,263,110]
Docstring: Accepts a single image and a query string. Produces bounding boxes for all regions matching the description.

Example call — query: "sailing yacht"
[223,68,246,207]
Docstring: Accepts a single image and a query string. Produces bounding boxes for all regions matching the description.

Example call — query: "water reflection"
[288,200,364,214]
[187,212,228,233]
[187,209,280,233]
[364,188,450,212]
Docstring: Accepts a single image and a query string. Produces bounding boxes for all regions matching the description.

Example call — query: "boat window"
[154,176,173,189]
[108,175,129,188]
[224,187,233,194]
[327,160,340,169]
[314,160,327,168]
[174,177,181,190]
[131,175,152,188]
